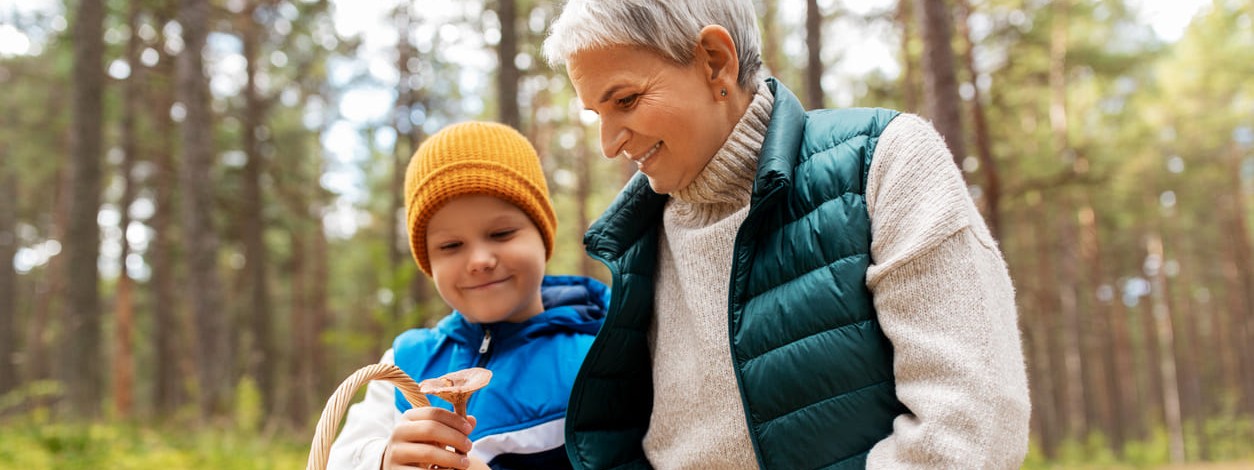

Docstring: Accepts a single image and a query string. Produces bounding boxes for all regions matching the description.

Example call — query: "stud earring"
[720,88,727,97]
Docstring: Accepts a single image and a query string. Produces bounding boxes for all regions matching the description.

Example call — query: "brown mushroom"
[418,367,493,417]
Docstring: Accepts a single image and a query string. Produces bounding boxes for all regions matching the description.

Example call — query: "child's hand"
[382,407,480,470]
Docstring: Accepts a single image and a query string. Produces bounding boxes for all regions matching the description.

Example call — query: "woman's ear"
[697,25,740,98]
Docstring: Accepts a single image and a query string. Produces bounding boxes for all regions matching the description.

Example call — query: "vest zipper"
[475,328,493,368]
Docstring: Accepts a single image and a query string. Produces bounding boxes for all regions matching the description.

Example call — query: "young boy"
[327,121,609,470]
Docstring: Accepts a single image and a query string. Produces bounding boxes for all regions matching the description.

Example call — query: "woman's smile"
[625,141,662,167]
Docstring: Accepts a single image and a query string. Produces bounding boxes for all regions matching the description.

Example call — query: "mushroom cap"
[419,367,493,398]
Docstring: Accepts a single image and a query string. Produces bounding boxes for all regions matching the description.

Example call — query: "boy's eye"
[616,94,639,108]
[438,241,462,251]
[491,229,518,239]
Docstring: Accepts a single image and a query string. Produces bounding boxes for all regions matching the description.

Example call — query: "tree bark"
[954,0,1001,239]
[1146,233,1186,463]
[496,0,520,128]
[310,220,332,396]
[26,165,70,390]
[804,0,824,109]
[0,144,17,396]
[915,0,966,164]
[63,0,107,418]
[178,0,231,416]
[1220,143,1254,417]
[896,0,918,113]
[1024,201,1061,458]
[759,0,783,77]
[148,16,186,414]
[1077,203,1117,449]
[1103,233,1138,452]
[240,0,276,415]
[391,6,412,326]
[576,125,593,278]
[1046,0,1087,441]
[287,228,312,426]
[112,0,146,418]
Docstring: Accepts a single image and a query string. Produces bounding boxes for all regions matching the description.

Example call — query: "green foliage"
[0,417,307,469]
[1201,407,1254,461]
[234,377,263,434]
[1024,421,1254,469]
[1122,427,1172,468]
[0,381,62,417]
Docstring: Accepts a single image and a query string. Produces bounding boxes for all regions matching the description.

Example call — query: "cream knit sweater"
[641,83,1031,469]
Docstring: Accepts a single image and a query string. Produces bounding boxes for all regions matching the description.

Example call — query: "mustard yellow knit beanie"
[404,121,556,276]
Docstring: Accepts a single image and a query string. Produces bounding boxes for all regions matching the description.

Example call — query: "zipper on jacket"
[475,328,493,367]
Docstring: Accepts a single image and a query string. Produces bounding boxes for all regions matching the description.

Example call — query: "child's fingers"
[386,441,471,469]
[392,418,473,454]
[402,407,474,435]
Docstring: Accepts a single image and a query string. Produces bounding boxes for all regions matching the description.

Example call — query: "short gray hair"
[542,0,763,91]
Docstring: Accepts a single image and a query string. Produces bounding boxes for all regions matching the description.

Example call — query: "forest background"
[1,0,1253,468]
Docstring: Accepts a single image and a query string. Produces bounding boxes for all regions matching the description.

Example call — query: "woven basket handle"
[307,363,431,470]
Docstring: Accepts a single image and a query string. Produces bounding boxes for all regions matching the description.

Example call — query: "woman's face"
[567,45,734,195]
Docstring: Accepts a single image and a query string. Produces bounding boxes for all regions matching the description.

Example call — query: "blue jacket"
[392,275,610,470]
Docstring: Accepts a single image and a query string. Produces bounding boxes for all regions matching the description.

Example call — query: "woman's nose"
[600,120,629,160]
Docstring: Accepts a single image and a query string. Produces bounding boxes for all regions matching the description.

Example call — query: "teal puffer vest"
[566,79,909,470]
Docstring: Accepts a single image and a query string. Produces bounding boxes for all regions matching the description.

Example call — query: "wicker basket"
[306,363,431,470]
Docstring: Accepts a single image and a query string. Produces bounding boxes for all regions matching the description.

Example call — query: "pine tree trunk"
[0,144,17,396]
[804,0,824,109]
[112,0,145,418]
[1136,274,1166,438]
[63,0,107,418]
[178,0,230,417]
[1105,244,1138,452]
[148,26,186,414]
[1077,203,1116,451]
[497,0,520,128]
[759,0,783,77]
[288,229,312,427]
[915,0,966,164]
[1174,263,1209,460]
[391,5,413,326]
[1024,202,1061,458]
[1146,233,1186,463]
[1220,143,1254,416]
[240,0,276,415]
[896,0,918,113]
[1047,0,1088,440]
[576,124,593,278]
[26,164,69,389]
[310,222,332,396]
[954,0,1000,239]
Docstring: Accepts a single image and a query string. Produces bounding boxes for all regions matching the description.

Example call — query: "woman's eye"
[617,94,639,107]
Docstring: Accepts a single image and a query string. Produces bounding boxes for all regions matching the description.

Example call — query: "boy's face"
[425,194,547,324]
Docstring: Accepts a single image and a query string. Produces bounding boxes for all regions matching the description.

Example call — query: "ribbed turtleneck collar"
[668,81,774,223]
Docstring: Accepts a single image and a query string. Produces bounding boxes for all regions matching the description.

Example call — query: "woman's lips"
[633,142,661,166]
[620,141,661,167]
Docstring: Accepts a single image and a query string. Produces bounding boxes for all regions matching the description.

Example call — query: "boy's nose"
[468,247,497,272]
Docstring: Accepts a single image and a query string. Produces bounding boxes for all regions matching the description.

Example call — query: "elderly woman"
[541,1,1030,469]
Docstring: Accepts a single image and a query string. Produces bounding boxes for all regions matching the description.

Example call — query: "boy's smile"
[425,195,547,324]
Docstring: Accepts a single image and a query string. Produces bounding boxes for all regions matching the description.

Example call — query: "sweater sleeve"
[862,114,1031,469]
[327,349,404,470]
